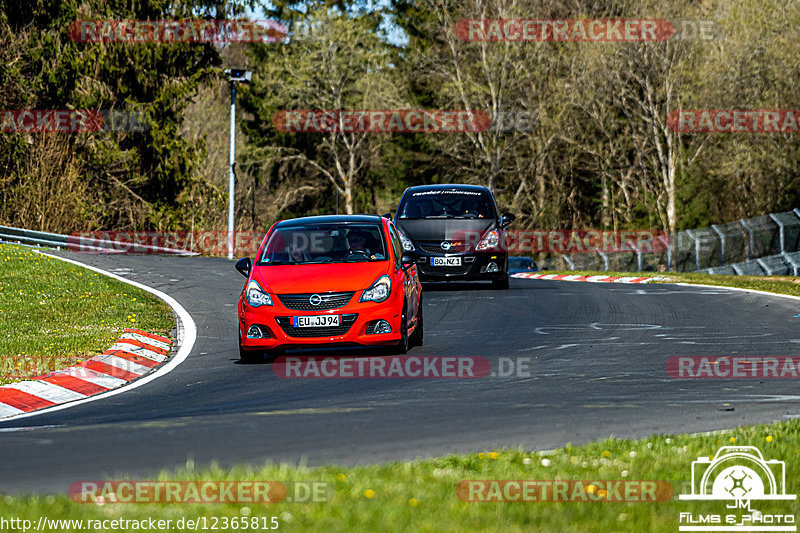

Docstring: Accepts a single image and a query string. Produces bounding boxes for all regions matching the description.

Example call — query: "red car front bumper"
[238,294,403,350]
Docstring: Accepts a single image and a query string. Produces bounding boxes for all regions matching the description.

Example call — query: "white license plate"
[294,315,340,327]
[431,256,462,267]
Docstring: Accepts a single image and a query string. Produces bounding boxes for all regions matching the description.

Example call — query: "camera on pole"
[225,69,253,83]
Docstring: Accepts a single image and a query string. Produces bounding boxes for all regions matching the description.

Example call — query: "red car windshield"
[259,223,388,265]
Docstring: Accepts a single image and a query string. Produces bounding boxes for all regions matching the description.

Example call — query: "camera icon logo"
[679,446,795,501]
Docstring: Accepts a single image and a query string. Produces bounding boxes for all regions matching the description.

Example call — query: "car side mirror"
[401,251,418,271]
[235,257,251,277]
[501,212,516,228]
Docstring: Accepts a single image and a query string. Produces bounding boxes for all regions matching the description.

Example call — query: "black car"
[393,184,515,289]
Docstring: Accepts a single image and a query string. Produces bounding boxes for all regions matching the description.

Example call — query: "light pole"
[224,68,252,260]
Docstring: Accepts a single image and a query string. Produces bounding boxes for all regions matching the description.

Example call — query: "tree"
[0,0,234,231]
[242,5,401,215]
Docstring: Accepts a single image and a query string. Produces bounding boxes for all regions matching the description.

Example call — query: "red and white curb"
[0,251,196,423]
[0,329,172,419]
[512,273,669,283]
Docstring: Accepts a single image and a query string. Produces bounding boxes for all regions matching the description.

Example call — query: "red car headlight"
[246,280,273,307]
[360,275,392,303]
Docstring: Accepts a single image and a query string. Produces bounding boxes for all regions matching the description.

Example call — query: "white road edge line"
[671,281,800,302]
[0,251,197,423]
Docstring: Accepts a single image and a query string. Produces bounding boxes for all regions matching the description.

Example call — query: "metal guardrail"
[0,225,197,255]
[537,209,800,274]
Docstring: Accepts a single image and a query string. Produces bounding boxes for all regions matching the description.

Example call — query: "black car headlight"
[476,229,500,251]
[399,231,415,251]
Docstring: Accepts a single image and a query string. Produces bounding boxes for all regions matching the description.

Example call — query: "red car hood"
[252,262,391,294]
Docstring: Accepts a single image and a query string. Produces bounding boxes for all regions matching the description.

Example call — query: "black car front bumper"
[414,251,508,281]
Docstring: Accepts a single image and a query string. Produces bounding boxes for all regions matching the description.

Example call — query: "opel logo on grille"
[309,294,323,306]
[440,241,451,251]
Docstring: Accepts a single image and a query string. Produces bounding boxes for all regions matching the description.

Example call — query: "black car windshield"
[258,223,388,265]
[398,190,496,219]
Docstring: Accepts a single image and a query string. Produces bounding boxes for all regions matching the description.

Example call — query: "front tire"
[492,274,510,290]
[239,336,265,364]
[239,346,263,364]
[395,304,410,354]
[409,297,424,347]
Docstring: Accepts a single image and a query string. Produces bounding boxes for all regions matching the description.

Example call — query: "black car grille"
[419,262,474,275]
[276,291,355,311]
[275,314,358,338]
[417,241,469,253]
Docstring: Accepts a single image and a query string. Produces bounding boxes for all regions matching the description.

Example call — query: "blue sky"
[248,0,409,46]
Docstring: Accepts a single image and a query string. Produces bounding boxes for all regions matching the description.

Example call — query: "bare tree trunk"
[344,180,353,215]
[601,174,610,228]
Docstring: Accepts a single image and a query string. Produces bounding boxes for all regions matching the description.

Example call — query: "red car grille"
[276,292,355,311]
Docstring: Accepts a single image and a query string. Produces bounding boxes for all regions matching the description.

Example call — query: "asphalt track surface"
[1,252,799,494]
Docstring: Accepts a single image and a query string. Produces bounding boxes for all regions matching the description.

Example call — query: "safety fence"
[537,209,800,275]
[0,225,197,255]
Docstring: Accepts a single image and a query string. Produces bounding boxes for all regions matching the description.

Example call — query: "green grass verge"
[2,261,798,531]
[0,421,797,532]
[0,243,174,385]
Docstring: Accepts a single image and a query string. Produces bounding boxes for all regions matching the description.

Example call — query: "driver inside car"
[463,198,486,218]
[287,243,310,263]
[346,229,377,260]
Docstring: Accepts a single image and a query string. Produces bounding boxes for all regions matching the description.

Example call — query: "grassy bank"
[0,244,174,385]
[1,262,798,531]
[0,420,797,532]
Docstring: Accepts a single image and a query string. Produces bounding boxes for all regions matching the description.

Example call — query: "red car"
[235,215,423,362]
